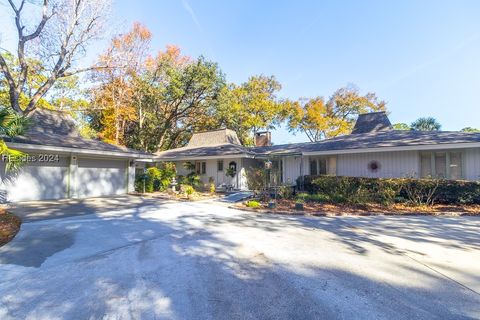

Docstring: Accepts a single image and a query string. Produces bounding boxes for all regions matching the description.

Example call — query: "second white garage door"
[77,158,127,198]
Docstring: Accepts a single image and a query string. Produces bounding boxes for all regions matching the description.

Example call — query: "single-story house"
[0,109,152,202]
[155,112,480,190]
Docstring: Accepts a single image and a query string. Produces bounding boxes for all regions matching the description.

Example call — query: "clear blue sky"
[3,0,480,144]
[111,0,480,144]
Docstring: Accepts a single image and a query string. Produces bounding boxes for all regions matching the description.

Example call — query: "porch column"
[299,155,304,191]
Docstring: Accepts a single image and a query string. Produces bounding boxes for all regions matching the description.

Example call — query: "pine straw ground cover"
[236,199,480,216]
[0,209,21,246]
[132,191,220,201]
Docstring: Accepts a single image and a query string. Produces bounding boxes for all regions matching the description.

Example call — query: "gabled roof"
[351,111,392,134]
[187,128,241,147]
[5,108,151,158]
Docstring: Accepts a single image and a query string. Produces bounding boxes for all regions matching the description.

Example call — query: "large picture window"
[420,151,463,180]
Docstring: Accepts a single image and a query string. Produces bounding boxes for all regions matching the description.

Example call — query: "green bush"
[181,184,195,198]
[246,200,262,208]
[300,175,480,206]
[135,162,177,193]
[278,185,294,199]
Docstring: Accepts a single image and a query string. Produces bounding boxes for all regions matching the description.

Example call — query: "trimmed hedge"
[298,175,480,205]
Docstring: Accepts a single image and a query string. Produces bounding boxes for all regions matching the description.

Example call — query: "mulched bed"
[0,209,21,246]
[236,199,480,216]
[131,191,220,202]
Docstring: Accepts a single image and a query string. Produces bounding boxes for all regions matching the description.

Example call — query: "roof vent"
[351,112,392,134]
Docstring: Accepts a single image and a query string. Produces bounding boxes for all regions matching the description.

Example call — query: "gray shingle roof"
[187,129,241,147]
[254,130,480,155]
[156,129,480,160]
[351,111,392,134]
[155,143,253,159]
[5,108,151,157]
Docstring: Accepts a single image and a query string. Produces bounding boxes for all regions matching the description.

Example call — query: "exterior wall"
[337,151,419,178]
[173,157,253,190]
[283,156,302,186]
[465,148,480,181]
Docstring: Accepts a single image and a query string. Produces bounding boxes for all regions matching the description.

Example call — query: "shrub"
[301,175,480,206]
[277,185,294,199]
[134,163,177,193]
[181,184,195,198]
[209,183,216,193]
[246,200,261,208]
[246,168,267,192]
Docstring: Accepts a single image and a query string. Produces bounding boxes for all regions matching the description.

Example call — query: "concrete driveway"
[0,198,479,319]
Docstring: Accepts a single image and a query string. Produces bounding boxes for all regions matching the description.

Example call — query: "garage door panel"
[77,158,126,198]
[1,163,68,202]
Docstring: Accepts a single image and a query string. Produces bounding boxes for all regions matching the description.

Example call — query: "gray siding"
[465,148,480,181]
[337,151,420,178]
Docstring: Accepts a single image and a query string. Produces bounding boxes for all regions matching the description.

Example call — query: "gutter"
[302,142,480,156]
[6,142,154,160]
[154,153,256,161]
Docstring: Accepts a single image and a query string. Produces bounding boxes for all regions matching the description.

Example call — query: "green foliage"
[0,107,30,172]
[209,183,216,193]
[301,175,480,206]
[393,123,411,130]
[461,127,480,133]
[181,184,195,198]
[135,162,177,193]
[246,200,261,208]
[287,85,387,141]
[225,167,236,178]
[278,185,294,199]
[245,167,267,192]
[214,75,287,145]
[411,117,442,131]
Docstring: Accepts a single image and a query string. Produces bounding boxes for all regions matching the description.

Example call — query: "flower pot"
[295,202,304,211]
[268,201,276,209]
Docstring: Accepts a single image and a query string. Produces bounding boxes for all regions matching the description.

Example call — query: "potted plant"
[225,167,236,178]
[295,193,307,211]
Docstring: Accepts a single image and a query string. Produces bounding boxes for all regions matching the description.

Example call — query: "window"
[217,160,223,172]
[420,152,463,180]
[435,153,447,179]
[196,161,206,175]
[309,159,317,175]
[309,158,327,175]
[318,158,327,175]
[420,154,432,178]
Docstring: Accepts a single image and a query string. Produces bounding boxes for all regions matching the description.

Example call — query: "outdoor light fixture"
[265,160,272,169]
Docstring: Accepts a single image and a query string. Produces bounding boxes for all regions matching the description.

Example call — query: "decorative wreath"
[368,160,381,172]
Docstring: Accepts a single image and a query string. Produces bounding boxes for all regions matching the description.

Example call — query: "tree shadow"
[0,203,479,319]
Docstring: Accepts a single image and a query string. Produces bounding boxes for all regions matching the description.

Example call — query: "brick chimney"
[254,131,272,147]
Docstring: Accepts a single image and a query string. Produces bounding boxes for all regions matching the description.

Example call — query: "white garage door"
[0,156,69,202]
[77,158,127,198]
